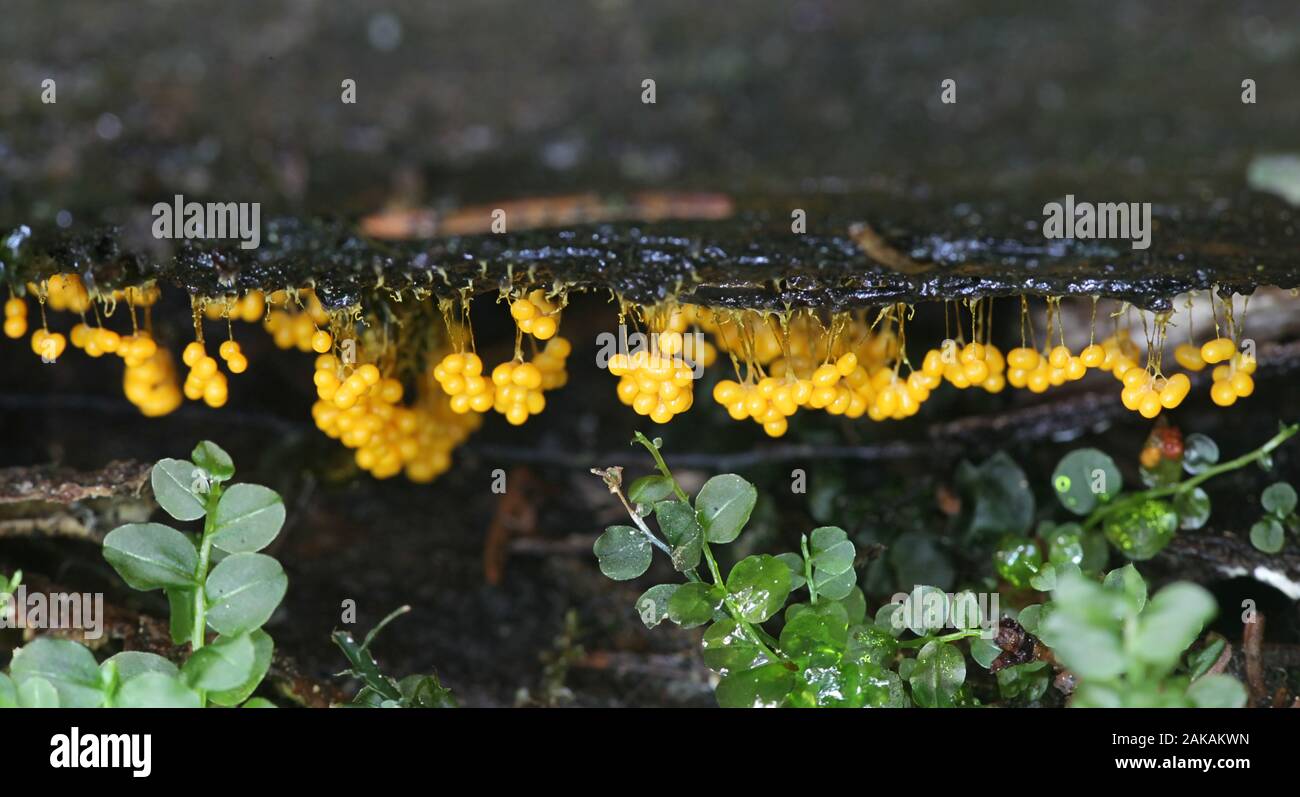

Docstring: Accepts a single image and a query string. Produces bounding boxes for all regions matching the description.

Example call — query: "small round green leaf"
[592,525,653,581]
[1103,499,1178,561]
[809,526,855,576]
[1173,487,1211,531]
[1133,582,1216,668]
[1187,674,1247,708]
[908,640,965,708]
[10,638,104,707]
[1182,433,1219,475]
[151,458,207,521]
[1250,517,1285,553]
[204,552,288,637]
[211,483,286,553]
[208,629,273,706]
[702,619,764,674]
[696,474,757,544]
[715,662,795,708]
[653,500,703,572]
[634,584,678,629]
[1052,448,1121,515]
[627,475,674,506]
[104,651,179,683]
[116,672,203,708]
[774,552,806,590]
[182,633,257,691]
[994,534,1042,588]
[18,677,59,707]
[900,585,949,636]
[103,523,200,591]
[1261,483,1297,516]
[666,582,723,628]
[725,555,792,624]
[191,441,235,482]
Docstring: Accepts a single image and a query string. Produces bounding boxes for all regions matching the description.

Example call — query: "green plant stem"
[192,483,223,706]
[896,629,983,649]
[800,535,818,605]
[1084,423,1299,530]
[631,432,785,659]
[633,432,691,503]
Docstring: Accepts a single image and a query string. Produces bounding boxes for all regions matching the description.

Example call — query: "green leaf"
[949,590,984,629]
[993,534,1042,588]
[726,555,792,623]
[182,633,256,691]
[774,552,806,590]
[1134,582,1216,669]
[0,673,13,707]
[167,587,197,646]
[956,452,1034,538]
[208,629,273,706]
[1187,674,1247,708]
[1187,638,1227,680]
[1250,517,1285,553]
[1103,499,1178,560]
[1045,522,1085,567]
[1017,604,1044,634]
[242,697,277,708]
[796,660,876,708]
[695,474,757,544]
[1182,433,1219,475]
[192,441,235,482]
[634,584,678,629]
[151,458,208,521]
[814,565,857,601]
[909,641,965,708]
[104,651,179,683]
[900,586,949,636]
[845,623,898,667]
[779,610,848,668]
[1040,574,1126,680]
[702,619,765,674]
[204,552,288,636]
[1103,563,1148,613]
[838,587,867,625]
[666,582,724,628]
[592,526,653,581]
[653,500,703,572]
[17,677,59,707]
[809,527,855,574]
[211,484,285,553]
[996,661,1050,703]
[10,638,104,707]
[627,475,674,505]
[103,522,200,591]
[1053,448,1122,515]
[715,662,795,708]
[1262,483,1297,516]
[1173,488,1212,531]
[970,637,1002,669]
[116,672,203,708]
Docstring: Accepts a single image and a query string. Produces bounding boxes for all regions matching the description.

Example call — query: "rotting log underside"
[5,187,1300,314]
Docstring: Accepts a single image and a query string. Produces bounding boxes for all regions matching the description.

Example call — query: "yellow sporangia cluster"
[434,291,572,425]
[311,353,480,482]
[2,276,1268,480]
[607,305,716,424]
